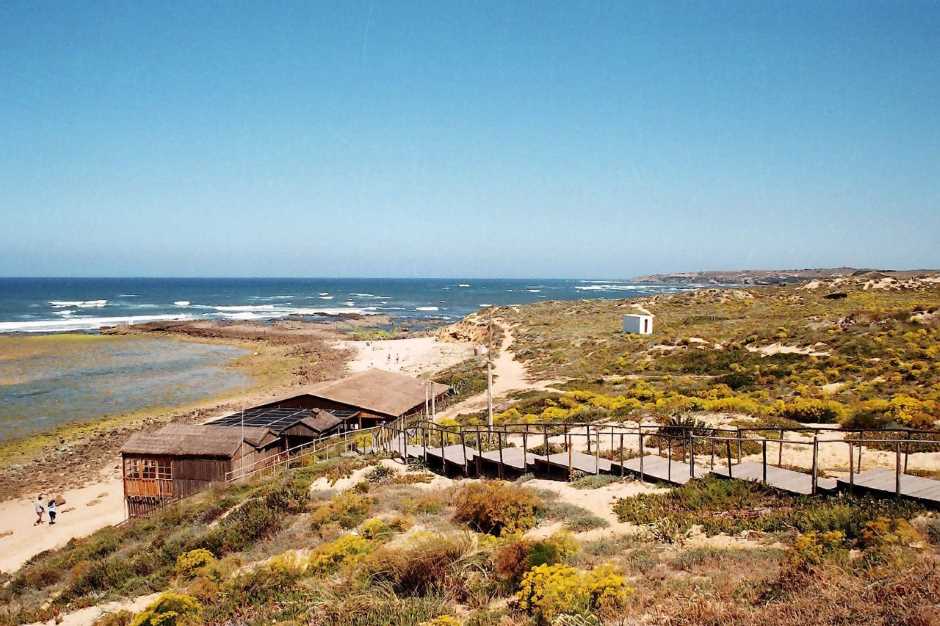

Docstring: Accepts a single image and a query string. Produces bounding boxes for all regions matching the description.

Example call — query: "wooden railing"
[378,418,940,499]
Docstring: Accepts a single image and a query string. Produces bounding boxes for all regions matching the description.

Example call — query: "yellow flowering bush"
[129,592,201,626]
[308,534,372,574]
[516,563,631,623]
[174,549,216,580]
[358,517,392,541]
[418,616,461,626]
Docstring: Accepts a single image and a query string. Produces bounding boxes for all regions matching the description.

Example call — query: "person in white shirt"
[34,495,45,525]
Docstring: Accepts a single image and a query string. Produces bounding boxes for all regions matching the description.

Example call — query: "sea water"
[0,277,691,333]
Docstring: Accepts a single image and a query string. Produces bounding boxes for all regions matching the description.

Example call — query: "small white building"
[623,314,653,335]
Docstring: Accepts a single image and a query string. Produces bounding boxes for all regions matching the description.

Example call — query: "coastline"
[0,317,477,573]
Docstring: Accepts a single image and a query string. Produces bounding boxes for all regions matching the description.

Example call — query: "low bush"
[774,398,847,423]
[174,549,216,580]
[613,477,924,540]
[308,534,373,574]
[515,563,631,624]
[361,533,481,598]
[310,491,373,532]
[452,482,541,535]
[129,592,201,626]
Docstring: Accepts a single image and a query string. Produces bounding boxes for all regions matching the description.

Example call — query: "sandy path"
[0,469,125,574]
[24,592,160,626]
[336,336,474,377]
[438,323,556,419]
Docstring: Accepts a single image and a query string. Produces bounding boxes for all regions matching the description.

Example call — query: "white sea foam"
[416,306,439,311]
[319,292,330,296]
[174,301,191,307]
[214,304,277,312]
[213,305,377,320]
[49,300,107,308]
[0,314,187,333]
[343,301,356,306]
[479,304,492,307]
[457,284,471,287]
[319,295,334,300]
[527,289,541,293]
[117,294,139,297]
[574,284,644,291]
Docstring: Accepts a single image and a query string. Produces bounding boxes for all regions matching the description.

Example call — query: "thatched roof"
[301,369,449,417]
[121,424,272,458]
[300,410,343,434]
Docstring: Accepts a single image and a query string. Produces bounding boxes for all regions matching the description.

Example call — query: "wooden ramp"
[614,455,705,485]
[710,461,836,495]
[478,447,545,470]
[535,450,613,475]
[839,469,940,503]
[423,444,476,465]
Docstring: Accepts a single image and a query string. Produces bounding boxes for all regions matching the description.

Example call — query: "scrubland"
[2,454,938,626]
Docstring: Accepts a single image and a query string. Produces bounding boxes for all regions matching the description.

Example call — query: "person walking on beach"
[34,495,45,525]
[47,497,57,525]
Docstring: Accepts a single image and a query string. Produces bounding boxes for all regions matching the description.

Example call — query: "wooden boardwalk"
[535,450,613,475]
[710,461,837,495]
[614,455,707,485]
[478,447,545,470]
[838,468,940,503]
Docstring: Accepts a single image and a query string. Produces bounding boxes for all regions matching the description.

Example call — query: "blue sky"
[1,1,938,278]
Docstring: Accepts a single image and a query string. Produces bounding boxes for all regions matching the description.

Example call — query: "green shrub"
[174,549,216,580]
[129,592,201,626]
[774,398,847,423]
[310,492,373,532]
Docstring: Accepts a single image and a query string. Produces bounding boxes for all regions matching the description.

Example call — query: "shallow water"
[0,335,249,440]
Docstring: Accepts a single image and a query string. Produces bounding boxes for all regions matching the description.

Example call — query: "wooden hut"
[120,424,280,517]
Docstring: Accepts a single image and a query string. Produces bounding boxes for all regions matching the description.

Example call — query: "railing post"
[543,424,549,456]
[762,439,767,484]
[778,428,784,467]
[811,434,819,495]
[595,432,600,475]
[639,432,645,481]
[895,440,902,497]
[586,424,591,454]
[461,432,469,476]
[667,439,672,482]
[848,441,854,489]
[710,438,715,470]
[497,430,504,480]
[690,435,696,478]
[725,440,732,478]
[619,433,624,478]
[476,429,483,476]
[522,428,528,468]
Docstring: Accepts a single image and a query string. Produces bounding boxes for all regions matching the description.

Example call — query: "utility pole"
[486,319,494,431]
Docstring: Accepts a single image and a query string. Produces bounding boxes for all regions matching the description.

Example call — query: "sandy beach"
[0,329,478,575]
[0,470,125,573]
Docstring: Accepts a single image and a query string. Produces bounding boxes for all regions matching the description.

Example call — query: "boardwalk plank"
[839,468,940,503]
[710,461,836,495]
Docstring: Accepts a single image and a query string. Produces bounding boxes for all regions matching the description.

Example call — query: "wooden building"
[247,368,450,428]
[206,407,344,450]
[120,424,281,517]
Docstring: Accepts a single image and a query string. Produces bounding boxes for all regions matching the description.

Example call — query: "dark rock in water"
[824,292,848,300]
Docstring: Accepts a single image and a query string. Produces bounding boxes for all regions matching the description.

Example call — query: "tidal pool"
[0,334,250,440]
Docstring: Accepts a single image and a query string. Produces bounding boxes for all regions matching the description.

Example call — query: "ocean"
[0,277,691,334]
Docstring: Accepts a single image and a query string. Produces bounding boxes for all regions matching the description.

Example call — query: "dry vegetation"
[2,454,938,626]
[476,276,940,431]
